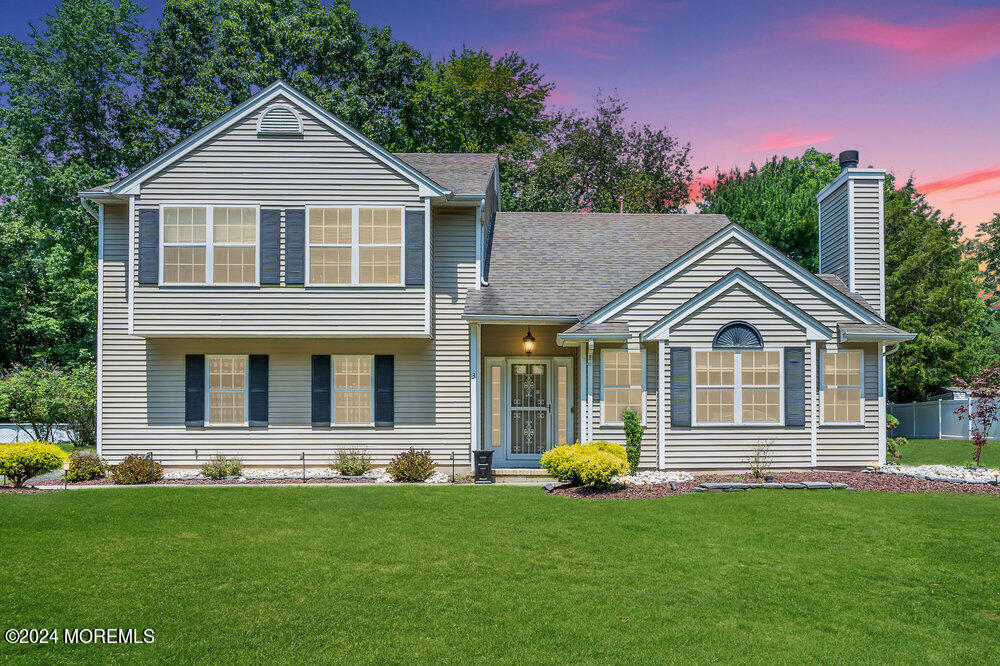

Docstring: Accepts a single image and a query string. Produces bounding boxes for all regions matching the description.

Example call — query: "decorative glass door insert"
[509,363,548,456]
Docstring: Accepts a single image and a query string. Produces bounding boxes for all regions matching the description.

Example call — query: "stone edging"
[693,481,850,492]
[864,467,999,486]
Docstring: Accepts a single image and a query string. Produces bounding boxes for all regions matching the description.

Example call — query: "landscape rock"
[802,481,832,489]
[782,482,806,489]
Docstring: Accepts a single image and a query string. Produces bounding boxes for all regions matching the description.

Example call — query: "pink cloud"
[919,165,1000,194]
[688,175,718,201]
[747,130,834,152]
[947,187,1000,204]
[801,7,1000,73]
[546,88,577,104]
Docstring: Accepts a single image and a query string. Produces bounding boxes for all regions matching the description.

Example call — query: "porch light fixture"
[522,329,536,356]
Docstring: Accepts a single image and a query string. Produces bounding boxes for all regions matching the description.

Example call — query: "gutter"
[79,197,99,220]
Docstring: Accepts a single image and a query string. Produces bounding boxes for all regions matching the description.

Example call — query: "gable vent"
[257,103,303,136]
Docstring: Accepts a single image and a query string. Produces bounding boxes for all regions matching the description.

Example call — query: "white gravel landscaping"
[880,464,1000,483]
[616,470,694,486]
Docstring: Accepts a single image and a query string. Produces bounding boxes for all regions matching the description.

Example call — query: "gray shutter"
[670,347,691,427]
[374,355,394,426]
[405,209,425,286]
[184,354,205,426]
[260,209,281,285]
[311,355,331,426]
[138,209,159,284]
[784,347,806,426]
[285,208,305,285]
[249,354,269,427]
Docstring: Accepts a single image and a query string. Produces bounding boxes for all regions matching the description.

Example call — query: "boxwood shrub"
[66,450,109,482]
[387,448,435,482]
[540,441,628,489]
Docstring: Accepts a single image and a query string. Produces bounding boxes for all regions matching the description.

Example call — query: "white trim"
[204,354,250,427]
[641,268,833,342]
[255,102,303,135]
[304,205,405,287]
[463,315,579,324]
[330,354,375,427]
[810,340,818,467]
[691,348,785,427]
[878,344,887,466]
[587,224,883,326]
[818,349,865,426]
[815,168,885,202]
[586,340,594,442]
[847,177,856,291]
[470,323,480,455]
[599,348,647,426]
[96,203,104,457]
[553,357,575,445]
[158,203,261,286]
[817,197,824,274]
[474,202,483,290]
[111,81,449,198]
[483,357,506,451]
[127,195,135,335]
[579,344,587,443]
[657,340,665,470]
[424,197,431,337]
[877,178,885,319]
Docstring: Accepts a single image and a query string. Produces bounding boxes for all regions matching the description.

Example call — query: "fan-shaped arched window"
[256,103,303,136]
[712,321,763,349]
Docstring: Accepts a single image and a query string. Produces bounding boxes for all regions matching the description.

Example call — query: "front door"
[508,361,549,460]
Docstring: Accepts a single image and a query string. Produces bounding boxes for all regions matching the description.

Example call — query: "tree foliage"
[502,94,694,213]
[697,149,841,271]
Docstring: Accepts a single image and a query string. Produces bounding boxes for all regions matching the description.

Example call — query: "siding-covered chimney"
[816,150,886,316]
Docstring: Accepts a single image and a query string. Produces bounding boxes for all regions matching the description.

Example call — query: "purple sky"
[4,0,999,231]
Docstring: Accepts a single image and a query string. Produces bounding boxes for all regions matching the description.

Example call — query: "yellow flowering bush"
[540,441,628,489]
[0,441,68,487]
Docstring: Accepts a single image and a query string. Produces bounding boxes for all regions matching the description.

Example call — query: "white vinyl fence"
[887,399,998,440]
[0,423,75,444]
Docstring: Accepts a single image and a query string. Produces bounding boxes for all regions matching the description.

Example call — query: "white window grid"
[306,205,405,286]
[600,348,646,426]
[692,348,785,426]
[159,204,260,286]
[331,354,375,426]
[205,354,249,426]
[820,349,865,426]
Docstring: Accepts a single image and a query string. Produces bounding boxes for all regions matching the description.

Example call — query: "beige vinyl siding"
[588,341,659,468]
[818,181,850,284]
[131,95,426,336]
[851,178,883,315]
[100,203,478,467]
[601,237,879,470]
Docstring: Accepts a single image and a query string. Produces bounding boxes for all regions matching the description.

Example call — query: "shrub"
[746,439,775,480]
[885,414,907,459]
[64,365,97,448]
[111,454,164,485]
[0,363,96,447]
[335,449,374,476]
[622,407,643,473]
[65,450,109,482]
[0,442,68,487]
[200,455,242,480]
[387,448,435,482]
[540,442,628,489]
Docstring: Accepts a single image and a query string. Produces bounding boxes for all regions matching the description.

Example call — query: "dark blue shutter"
[260,209,281,285]
[285,208,305,285]
[249,354,269,427]
[138,209,159,284]
[311,355,331,426]
[184,354,205,426]
[784,347,806,426]
[374,355,394,426]
[404,209,425,286]
[670,347,691,427]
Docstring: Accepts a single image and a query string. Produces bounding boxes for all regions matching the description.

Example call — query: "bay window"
[821,350,863,424]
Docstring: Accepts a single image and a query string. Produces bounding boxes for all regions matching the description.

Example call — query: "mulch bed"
[551,471,1000,500]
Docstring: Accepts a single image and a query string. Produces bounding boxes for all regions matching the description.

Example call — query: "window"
[207,355,247,425]
[695,349,783,425]
[161,205,257,285]
[307,206,404,285]
[332,356,373,424]
[822,350,863,424]
[602,350,644,424]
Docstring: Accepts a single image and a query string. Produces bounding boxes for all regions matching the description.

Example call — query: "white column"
[657,340,665,470]
[470,323,480,457]
[878,344,887,466]
[578,343,586,443]
[586,339,594,442]
[97,203,105,458]
[810,340,818,468]
[127,194,135,335]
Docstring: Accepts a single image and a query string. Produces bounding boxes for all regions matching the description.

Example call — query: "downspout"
[80,196,99,220]
[882,343,901,356]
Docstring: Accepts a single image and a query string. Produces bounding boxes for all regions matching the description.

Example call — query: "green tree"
[974,212,1000,306]
[884,177,988,401]
[0,0,148,367]
[697,149,841,271]
[502,94,694,213]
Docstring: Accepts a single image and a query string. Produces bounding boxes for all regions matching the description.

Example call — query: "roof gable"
[105,81,449,198]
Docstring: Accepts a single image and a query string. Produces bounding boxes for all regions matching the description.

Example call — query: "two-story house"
[81,81,912,473]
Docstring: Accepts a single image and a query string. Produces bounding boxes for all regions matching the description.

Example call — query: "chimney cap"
[839,150,859,170]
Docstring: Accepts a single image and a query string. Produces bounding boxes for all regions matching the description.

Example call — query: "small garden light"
[63,460,70,490]
[522,328,536,356]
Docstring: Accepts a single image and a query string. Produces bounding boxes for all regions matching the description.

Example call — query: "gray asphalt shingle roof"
[394,153,497,196]
[815,274,879,316]
[838,322,914,339]
[465,212,732,318]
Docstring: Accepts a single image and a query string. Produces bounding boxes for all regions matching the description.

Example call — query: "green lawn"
[899,438,1000,468]
[1,487,999,663]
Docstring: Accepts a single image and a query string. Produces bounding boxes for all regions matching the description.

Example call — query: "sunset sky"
[5,0,999,233]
